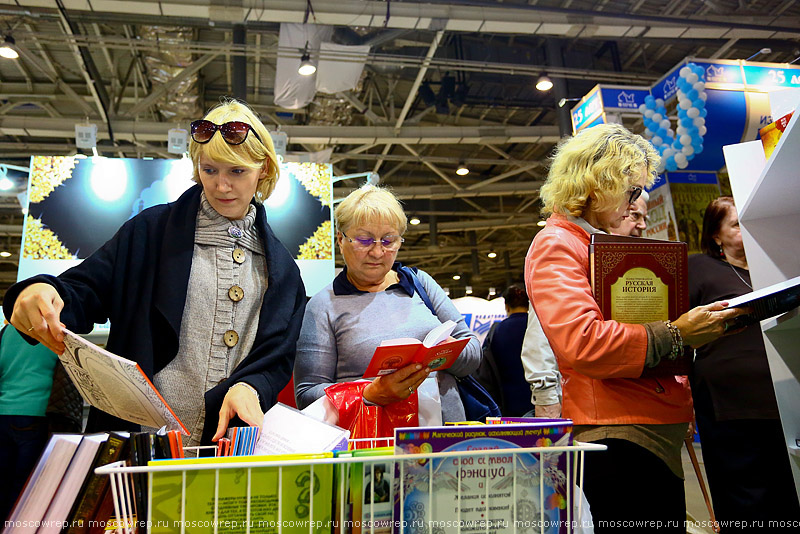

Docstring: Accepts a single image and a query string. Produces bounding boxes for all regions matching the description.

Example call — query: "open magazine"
[725,274,800,328]
[60,329,188,434]
[361,320,469,378]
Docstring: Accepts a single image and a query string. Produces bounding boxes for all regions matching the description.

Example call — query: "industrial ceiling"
[1,0,798,300]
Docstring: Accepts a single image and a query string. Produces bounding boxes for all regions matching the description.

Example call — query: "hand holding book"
[363,362,430,406]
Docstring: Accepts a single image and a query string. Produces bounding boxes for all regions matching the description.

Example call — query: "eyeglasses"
[627,186,643,205]
[190,120,264,146]
[342,232,404,251]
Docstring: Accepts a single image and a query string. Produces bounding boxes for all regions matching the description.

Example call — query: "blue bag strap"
[401,266,437,316]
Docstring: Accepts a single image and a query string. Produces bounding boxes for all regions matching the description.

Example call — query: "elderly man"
[522,191,650,417]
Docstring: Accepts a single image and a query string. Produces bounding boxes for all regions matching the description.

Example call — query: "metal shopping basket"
[94,440,605,534]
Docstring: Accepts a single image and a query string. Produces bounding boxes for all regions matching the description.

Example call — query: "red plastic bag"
[325,381,418,448]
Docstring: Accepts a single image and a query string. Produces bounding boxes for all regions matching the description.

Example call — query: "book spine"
[65,434,128,534]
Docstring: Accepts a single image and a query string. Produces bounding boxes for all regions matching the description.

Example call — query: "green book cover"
[349,447,395,534]
[148,453,334,534]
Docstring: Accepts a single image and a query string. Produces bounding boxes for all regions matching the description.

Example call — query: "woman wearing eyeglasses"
[524,124,745,530]
[293,184,481,422]
[4,99,306,448]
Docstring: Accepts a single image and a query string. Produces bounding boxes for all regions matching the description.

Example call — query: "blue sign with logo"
[665,171,719,184]
[600,87,651,111]
[571,87,604,132]
[693,61,744,86]
[742,65,800,88]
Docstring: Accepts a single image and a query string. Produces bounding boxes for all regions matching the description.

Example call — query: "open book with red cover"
[361,320,469,379]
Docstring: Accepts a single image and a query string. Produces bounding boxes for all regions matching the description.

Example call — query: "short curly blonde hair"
[334,184,407,235]
[539,123,659,217]
[189,99,280,201]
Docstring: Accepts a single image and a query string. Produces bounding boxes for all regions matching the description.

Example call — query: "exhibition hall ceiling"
[0,0,798,298]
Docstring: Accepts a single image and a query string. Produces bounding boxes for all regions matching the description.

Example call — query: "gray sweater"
[294,268,481,422]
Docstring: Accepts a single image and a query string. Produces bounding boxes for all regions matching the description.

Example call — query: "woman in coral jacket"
[524,123,745,531]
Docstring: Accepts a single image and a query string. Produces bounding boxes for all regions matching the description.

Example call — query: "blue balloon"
[687,126,699,136]
[692,65,705,77]
[666,157,678,172]
[692,99,705,109]
[657,128,667,138]
[692,137,703,147]
[694,144,704,155]
[681,117,694,127]
[678,108,688,119]
[646,100,657,110]
[687,153,695,161]
[673,140,683,149]
[700,108,708,117]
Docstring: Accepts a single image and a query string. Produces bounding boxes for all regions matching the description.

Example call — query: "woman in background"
[294,184,480,422]
[689,196,800,528]
[525,123,745,531]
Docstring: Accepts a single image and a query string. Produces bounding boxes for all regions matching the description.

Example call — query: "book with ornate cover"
[60,329,188,434]
[589,234,689,376]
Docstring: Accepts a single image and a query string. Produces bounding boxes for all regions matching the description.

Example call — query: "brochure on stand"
[725,274,800,328]
[254,402,349,455]
[362,319,469,378]
[60,329,188,434]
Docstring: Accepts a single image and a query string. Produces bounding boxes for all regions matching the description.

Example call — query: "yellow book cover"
[148,453,334,534]
[760,111,793,159]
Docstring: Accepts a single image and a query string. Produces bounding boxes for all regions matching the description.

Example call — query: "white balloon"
[679,99,692,110]
[639,104,647,114]
[675,152,688,164]
[644,128,654,137]
[680,134,692,146]
[680,66,692,77]
[677,126,687,136]
[663,148,676,158]
[677,159,689,169]
[667,129,675,139]
[693,81,706,92]
[693,117,705,127]
[677,90,686,100]
[700,93,707,101]
[660,119,671,130]
[655,98,665,108]
[645,109,655,118]
[699,125,707,136]
[687,107,700,118]
[652,113,663,122]
[652,136,663,146]
[682,145,695,156]
[687,73,699,84]
[657,160,666,173]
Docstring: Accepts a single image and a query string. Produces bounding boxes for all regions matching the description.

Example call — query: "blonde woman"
[525,124,745,530]
[5,99,306,446]
[294,184,480,422]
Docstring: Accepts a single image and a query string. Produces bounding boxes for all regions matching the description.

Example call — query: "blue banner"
[600,87,651,111]
[665,171,719,184]
[571,86,603,132]
[742,64,800,88]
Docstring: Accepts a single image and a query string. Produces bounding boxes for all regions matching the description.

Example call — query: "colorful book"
[351,448,396,534]
[60,329,188,434]
[393,422,573,534]
[38,433,109,534]
[362,320,469,378]
[5,434,83,534]
[65,433,130,534]
[148,453,334,534]
[589,233,690,376]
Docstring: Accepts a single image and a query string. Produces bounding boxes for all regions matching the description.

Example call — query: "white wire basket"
[94,440,605,534]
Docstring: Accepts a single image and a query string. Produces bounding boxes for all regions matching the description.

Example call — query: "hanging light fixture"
[298,42,316,76]
[409,216,421,225]
[487,250,497,259]
[465,285,473,295]
[452,274,461,281]
[456,162,469,176]
[536,74,553,92]
[0,35,18,60]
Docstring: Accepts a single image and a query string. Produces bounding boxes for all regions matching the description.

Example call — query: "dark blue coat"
[3,184,306,444]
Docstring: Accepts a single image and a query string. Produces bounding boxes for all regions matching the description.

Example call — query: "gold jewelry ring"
[408,386,414,394]
[27,326,35,332]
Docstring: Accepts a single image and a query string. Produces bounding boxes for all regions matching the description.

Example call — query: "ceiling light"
[298,42,316,76]
[0,36,18,60]
[536,74,553,92]
[488,287,496,296]
[745,47,772,61]
[453,274,461,281]
[487,250,497,259]
[465,285,473,295]
[0,251,11,258]
[0,177,14,190]
[537,220,547,227]
[409,216,421,225]
[558,97,581,108]
[456,163,469,176]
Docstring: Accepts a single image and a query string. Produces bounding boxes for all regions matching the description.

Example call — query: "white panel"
[257,9,306,23]
[724,29,775,39]
[644,27,685,38]
[768,88,800,119]
[482,21,543,33]
[723,140,766,211]
[682,27,728,38]
[90,0,163,15]
[536,23,574,35]
[588,25,631,37]
[623,26,647,37]
[445,19,486,32]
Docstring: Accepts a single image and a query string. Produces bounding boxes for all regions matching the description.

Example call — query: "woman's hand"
[673,301,749,348]
[363,363,431,406]
[213,383,264,442]
[10,283,66,354]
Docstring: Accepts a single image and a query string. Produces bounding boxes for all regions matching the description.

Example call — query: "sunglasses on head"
[190,120,264,146]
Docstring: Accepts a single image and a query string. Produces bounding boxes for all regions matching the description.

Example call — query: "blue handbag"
[401,267,501,422]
